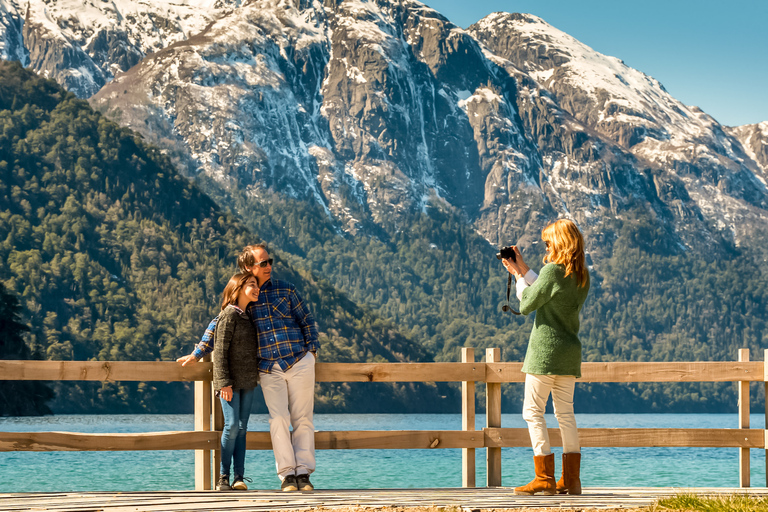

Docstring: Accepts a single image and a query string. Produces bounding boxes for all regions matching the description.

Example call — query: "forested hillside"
[0,282,53,415]
[0,61,450,414]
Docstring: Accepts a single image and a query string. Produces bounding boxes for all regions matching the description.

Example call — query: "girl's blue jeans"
[219,387,256,477]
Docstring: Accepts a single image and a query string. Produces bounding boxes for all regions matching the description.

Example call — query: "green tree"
[0,283,54,415]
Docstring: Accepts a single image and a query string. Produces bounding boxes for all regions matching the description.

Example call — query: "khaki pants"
[522,373,580,456]
[260,352,316,479]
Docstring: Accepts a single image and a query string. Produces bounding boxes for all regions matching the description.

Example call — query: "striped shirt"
[191,278,319,372]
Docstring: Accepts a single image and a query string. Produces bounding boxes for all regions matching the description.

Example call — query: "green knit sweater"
[519,263,590,377]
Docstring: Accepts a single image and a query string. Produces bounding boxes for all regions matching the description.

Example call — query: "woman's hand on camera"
[502,257,522,278]
[512,246,527,268]
[502,246,530,279]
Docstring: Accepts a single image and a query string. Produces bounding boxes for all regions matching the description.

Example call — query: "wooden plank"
[246,430,483,450]
[315,362,484,382]
[461,347,475,488]
[0,431,218,451]
[213,383,223,486]
[485,348,501,487]
[765,348,768,487]
[739,348,750,487]
[486,361,765,383]
[6,488,768,512]
[0,360,211,382]
[484,427,767,448]
[4,427,762,453]
[2,359,764,384]
[194,355,212,491]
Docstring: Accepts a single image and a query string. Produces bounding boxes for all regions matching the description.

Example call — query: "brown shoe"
[514,453,556,495]
[556,452,582,495]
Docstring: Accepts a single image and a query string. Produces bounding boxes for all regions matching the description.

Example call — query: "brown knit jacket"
[213,305,260,391]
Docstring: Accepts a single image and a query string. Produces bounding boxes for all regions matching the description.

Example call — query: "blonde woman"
[502,219,590,496]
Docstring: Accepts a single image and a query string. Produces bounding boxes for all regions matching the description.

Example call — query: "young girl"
[502,219,590,496]
[214,272,261,491]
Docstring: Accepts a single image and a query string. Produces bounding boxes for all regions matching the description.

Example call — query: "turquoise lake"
[0,413,765,492]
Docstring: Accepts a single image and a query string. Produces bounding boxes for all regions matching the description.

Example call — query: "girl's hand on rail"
[176,354,198,366]
[220,386,233,402]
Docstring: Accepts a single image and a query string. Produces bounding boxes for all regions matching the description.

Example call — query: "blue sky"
[425,0,767,127]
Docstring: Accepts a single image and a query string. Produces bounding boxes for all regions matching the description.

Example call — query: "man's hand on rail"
[176,354,198,366]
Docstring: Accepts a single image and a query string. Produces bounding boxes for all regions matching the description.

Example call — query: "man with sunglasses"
[177,243,319,492]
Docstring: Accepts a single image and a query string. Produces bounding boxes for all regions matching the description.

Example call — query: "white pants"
[259,352,316,479]
[522,373,580,456]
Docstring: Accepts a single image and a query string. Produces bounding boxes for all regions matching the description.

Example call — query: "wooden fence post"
[194,355,212,490]
[486,348,502,487]
[738,348,750,488]
[764,348,767,487]
[462,348,476,488]
[213,384,223,486]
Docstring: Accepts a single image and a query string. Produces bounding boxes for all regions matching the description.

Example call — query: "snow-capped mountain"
[726,121,768,176]
[0,0,241,97]
[1,0,766,260]
[89,0,548,238]
[469,12,768,250]
[0,0,25,64]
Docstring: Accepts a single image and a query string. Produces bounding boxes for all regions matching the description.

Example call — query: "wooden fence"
[1,348,766,490]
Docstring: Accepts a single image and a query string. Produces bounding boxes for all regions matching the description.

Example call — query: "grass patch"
[654,493,768,512]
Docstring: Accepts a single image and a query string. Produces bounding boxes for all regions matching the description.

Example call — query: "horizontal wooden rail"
[315,362,484,382]
[486,361,766,383]
[0,431,218,451]
[0,361,211,382]
[485,428,767,448]
[579,361,766,383]
[3,428,764,452]
[2,360,764,383]
[246,430,484,450]
[0,430,483,452]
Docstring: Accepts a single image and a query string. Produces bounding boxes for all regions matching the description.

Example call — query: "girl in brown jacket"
[214,272,261,490]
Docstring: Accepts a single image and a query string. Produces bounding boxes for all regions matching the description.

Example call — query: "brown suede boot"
[556,452,582,495]
[514,453,556,495]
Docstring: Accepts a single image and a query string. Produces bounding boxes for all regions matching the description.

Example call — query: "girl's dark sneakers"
[216,474,231,491]
[232,476,251,490]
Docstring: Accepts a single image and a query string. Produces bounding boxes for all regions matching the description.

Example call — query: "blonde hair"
[220,272,254,310]
[542,219,588,288]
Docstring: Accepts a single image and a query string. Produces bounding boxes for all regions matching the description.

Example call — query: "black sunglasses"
[254,258,273,268]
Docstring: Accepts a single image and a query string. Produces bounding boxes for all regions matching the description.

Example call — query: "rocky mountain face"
[2,0,767,261]
[727,122,768,175]
[84,1,767,262]
[0,0,26,65]
[89,0,544,241]
[0,0,241,98]
[469,13,768,253]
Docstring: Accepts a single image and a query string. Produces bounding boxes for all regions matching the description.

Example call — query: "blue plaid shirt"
[191,278,319,372]
[246,278,319,372]
[192,316,218,360]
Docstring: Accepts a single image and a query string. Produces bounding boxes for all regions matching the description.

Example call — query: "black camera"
[496,246,516,262]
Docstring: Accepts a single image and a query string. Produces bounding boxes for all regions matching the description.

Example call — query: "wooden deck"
[2,487,768,511]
